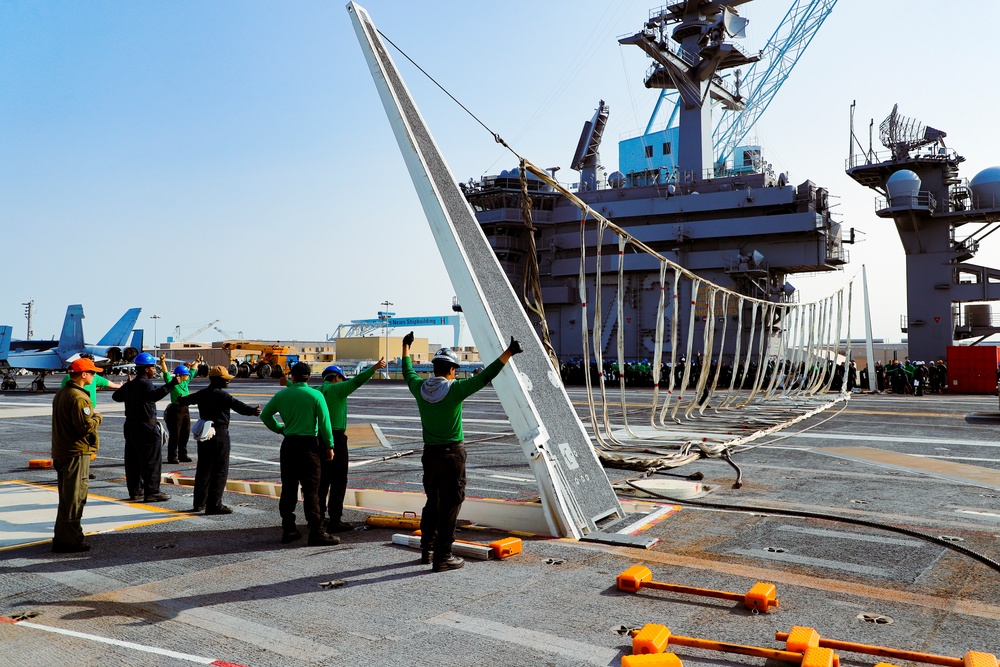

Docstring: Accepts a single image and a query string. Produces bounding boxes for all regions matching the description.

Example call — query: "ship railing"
[847,147,960,170]
[876,191,937,213]
[971,192,1000,211]
[952,238,979,257]
[846,150,893,169]
[825,240,848,264]
[711,73,739,100]
[476,208,553,224]
[954,308,1000,329]
[723,257,770,275]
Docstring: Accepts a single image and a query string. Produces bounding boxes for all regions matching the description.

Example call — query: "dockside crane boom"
[176,320,220,343]
[712,0,837,170]
[635,0,837,173]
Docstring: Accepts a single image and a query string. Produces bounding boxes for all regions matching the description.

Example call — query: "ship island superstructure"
[846,104,1000,362]
[462,1,847,361]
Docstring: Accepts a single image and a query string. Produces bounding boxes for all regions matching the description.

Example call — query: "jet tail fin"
[97,307,141,346]
[55,305,85,358]
[0,325,12,362]
[129,329,144,351]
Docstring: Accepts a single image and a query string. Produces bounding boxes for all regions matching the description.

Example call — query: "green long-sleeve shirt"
[60,372,109,406]
[163,368,194,404]
[320,365,377,431]
[403,356,504,446]
[261,381,334,448]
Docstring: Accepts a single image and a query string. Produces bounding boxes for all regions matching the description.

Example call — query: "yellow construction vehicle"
[221,341,296,379]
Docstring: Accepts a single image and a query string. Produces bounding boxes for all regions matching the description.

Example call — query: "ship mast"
[619,1,757,180]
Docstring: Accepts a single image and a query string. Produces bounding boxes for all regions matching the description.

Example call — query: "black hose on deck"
[624,479,1000,575]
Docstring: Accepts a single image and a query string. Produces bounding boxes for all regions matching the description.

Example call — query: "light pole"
[379,300,393,379]
[22,300,34,339]
[150,314,161,352]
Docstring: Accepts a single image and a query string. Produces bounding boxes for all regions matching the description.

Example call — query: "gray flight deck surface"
[0,378,997,666]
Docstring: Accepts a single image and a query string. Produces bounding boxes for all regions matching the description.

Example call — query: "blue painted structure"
[331,315,463,348]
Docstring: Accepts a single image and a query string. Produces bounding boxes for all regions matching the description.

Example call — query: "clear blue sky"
[3,1,999,347]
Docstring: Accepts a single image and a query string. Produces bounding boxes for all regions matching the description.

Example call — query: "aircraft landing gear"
[30,373,48,392]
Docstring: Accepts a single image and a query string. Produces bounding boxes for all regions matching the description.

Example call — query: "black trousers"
[124,422,162,497]
[164,403,191,461]
[279,435,324,532]
[420,443,466,562]
[193,429,230,510]
[319,430,349,521]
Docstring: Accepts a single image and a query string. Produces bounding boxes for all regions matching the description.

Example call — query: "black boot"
[281,527,303,544]
[432,555,464,572]
[308,531,341,546]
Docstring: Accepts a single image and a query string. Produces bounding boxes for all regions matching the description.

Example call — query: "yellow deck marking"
[824,447,1000,488]
[0,481,190,551]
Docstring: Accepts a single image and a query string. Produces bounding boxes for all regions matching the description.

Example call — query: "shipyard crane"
[213,325,241,340]
[636,0,837,173]
[712,0,837,170]
[174,320,219,343]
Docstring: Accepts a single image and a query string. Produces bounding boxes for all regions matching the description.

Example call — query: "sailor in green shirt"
[402,330,522,572]
[317,357,387,532]
[159,354,201,463]
[60,354,123,406]
[261,362,339,546]
[60,353,122,479]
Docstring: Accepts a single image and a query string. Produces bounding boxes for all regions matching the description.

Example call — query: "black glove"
[508,336,523,355]
[402,331,415,347]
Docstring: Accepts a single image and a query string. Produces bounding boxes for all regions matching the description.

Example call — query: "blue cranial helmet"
[134,352,156,366]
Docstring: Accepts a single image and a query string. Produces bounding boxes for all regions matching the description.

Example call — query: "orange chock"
[28,459,53,469]
[617,565,778,612]
[622,652,683,667]
[785,627,821,653]
[617,565,654,593]
[632,624,671,655]
[745,582,779,612]
[964,653,999,667]
[801,647,839,667]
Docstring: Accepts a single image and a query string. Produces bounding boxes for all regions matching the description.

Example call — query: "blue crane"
[712,0,838,171]
[636,0,837,174]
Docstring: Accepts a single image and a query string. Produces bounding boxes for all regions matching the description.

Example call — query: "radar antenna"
[879,103,947,159]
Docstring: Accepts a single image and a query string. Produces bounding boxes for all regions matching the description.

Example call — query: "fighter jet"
[2,305,142,390]
[0,325,12,375]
